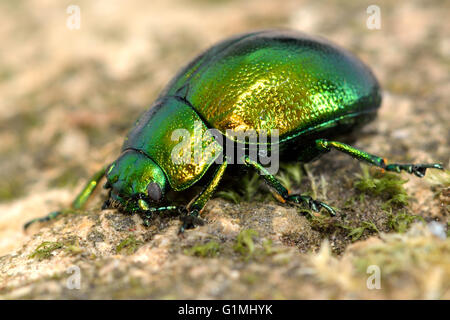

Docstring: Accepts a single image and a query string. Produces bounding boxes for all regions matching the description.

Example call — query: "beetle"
[25,29,443,232]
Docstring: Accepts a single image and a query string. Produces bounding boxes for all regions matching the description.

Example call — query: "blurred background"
[0,0,448,299]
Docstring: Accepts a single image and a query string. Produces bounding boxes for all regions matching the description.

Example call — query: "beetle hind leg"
[315,139,443,177]
[285,194,336,215]
[383,163,443,178]
[243,156,336,216]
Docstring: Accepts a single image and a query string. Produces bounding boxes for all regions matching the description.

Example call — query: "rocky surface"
[0,0,449,299]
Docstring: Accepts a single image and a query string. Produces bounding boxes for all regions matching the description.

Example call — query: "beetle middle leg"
[179,160,228,233]
[243,156,336,216]
[315,139,443,177]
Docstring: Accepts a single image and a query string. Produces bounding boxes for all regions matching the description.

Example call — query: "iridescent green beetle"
[26,30,443,232]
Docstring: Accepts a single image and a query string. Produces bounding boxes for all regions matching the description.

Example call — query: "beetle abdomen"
[164,30,381,142]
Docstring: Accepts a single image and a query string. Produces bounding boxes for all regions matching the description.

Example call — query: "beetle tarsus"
[384,163,443,178]
[178,209,204,234]
[23,211,63,230]
[138,205,181,227]
[101,199,110,210]
[286,194,336,216]
[142,218,151,227]
[315,140,444,179]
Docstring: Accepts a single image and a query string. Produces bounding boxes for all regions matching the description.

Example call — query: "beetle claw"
[316,201,336,216]
[101,199,110,210]
[287,194,336,216]
[178,209,204,234]
[412,163,443,178]
[385,163,443,178]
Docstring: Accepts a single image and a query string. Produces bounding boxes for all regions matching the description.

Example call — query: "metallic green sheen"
[119,96,222,191]
[24,29,443,232]
[163,29,381,143]
[109,29,381,200]
[106,151,167,202]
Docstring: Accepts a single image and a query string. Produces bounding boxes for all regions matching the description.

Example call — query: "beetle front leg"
[243,156,336,216]
[24,165,108,230]
[315,139,443,177]
[137,203,180,227]
[179,160,228,233]
[23,210,66,230]
[178,207,204,233]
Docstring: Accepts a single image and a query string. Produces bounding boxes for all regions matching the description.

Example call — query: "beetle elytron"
[25,30,443,232]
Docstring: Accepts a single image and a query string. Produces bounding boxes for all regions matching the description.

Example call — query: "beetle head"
[104,150,168,211]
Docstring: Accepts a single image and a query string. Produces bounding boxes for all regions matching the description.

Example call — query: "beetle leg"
[179,160,228,233]
[178,208,205,233]
[243,156,336,216]
[23,210,66,230]
[24,165,108,230]
[315,139,443,177]
[72,165,109,209]
[139,205,180,227]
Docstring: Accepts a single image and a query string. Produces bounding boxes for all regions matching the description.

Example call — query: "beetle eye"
[147,182,162,202]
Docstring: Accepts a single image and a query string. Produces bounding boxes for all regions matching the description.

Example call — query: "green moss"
[241,273,260,285]
[386,210,425,233]
[233,229,259,258]
[29,241,64,260]
[262,239,276,255]
[308,211,380,241]
[426,169,450,210]
[353,225,450,276]
[216,163,312,205]
[28,237,85,260]
[241,173,260,202]
[216,172,261,204]
[116,235,143,255]
[303,164,318,199]
[64,238,83,255]
[340,221,379,242]
[49,165,86,188]
[184,241,221,258]
[308,214,337,232]
[216,163,318,206]
[343,195,361,209]
[355,165,409,209]
[426,168,450,188]
[276,163,304,191]
[0,176,26,202]
[215,190,241,204]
